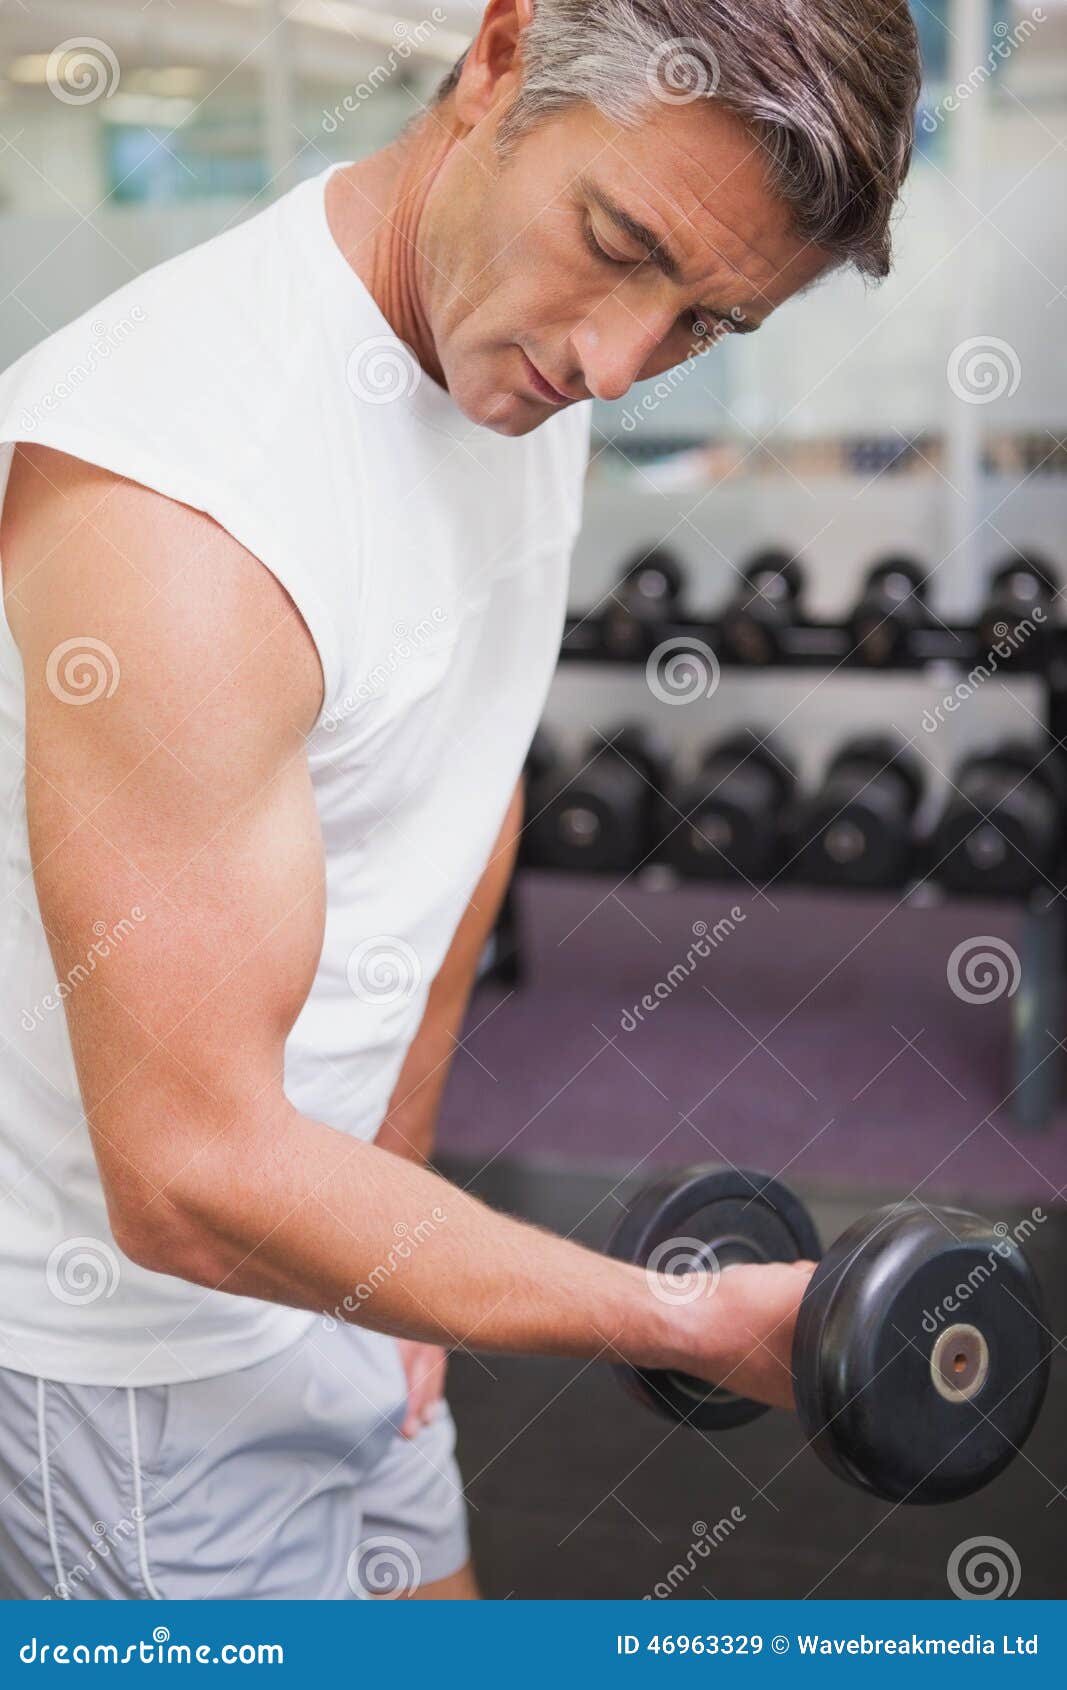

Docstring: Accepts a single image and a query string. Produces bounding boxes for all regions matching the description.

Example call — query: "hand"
[678,1260,816,1412]
[397,1338,448,1439]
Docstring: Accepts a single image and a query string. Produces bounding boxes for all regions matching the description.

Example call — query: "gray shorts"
[0,1320,469,1600]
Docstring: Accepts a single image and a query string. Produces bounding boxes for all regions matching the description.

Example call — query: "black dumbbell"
[519,726,563,869]
[719,549,804,666]
[609,1164,1050,1504]
[932,740,1066,898]
[664,729,796,882]
[601,548,687,660]
[976,554,1057,661]
[798,734,922,889]
[524,724,560,791]
[526,723,668,875]
[478,875,524,987]
[848,555,929,667]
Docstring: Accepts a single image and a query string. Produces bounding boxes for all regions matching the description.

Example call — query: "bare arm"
[375,781,521,1432]
[0,446,802,1405]
[375,780,522,1167]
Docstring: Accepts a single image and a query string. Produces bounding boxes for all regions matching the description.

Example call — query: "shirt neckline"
[300,162,475,441]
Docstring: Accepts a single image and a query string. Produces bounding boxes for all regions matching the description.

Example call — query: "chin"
[443,361,551,438]
[477,403,546,439]
[457,393,546,438]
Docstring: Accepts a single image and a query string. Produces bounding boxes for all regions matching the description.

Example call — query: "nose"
[571,299,672,404]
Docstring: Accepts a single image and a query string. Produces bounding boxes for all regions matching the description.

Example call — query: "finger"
[415,1359,446,1401]
[408,1373,441,1420]
[400,1398,439,1439]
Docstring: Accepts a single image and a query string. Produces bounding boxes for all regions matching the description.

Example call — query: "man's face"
[422,96,833,436]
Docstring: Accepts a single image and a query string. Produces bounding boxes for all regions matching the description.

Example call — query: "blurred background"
[2,0,1064,1600]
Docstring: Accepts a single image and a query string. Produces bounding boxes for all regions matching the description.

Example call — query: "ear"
[452,0,536,128]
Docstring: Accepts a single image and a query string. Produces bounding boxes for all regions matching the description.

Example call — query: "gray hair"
[435,1,922,278]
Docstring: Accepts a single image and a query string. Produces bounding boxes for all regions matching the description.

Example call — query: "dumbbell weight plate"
[800,737,922,889]
[607,1166,821,1430]
[793,1203,1051,1504]
[602,551,686,658]
[670,732,795,882]
[936,742,1066,896]
[977,558,1056,657]
[850,576,926,665]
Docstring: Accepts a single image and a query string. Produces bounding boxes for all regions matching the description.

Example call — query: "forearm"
[375,781,523,1165]
[139,1096,687,1371]
[372,977,475,1167]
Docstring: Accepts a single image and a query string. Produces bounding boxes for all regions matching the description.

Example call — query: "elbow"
[99,1091,293,1290]
[100,1104,265,1289]
[109,1199,229,1289]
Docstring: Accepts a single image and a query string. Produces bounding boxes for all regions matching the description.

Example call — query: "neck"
[327,107,466,390]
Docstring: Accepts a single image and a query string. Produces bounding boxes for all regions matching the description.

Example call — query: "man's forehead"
[595,103,830,306]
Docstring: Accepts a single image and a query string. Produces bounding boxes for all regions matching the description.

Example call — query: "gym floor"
[436,871,1067,1600]
[440,873,1067,1194]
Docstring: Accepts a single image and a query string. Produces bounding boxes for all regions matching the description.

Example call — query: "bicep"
[2,447,326,1217]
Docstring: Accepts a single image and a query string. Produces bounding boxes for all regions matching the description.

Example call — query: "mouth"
[521,351,571,406]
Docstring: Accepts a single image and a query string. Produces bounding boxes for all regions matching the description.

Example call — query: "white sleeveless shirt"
[0,166,590,1386]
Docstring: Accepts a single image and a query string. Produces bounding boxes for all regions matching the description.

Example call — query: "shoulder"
[1,444,324,748]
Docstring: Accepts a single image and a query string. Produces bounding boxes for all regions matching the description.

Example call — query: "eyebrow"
[581,180,761,333]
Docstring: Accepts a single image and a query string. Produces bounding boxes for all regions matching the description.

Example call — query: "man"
[0,0,921,1599]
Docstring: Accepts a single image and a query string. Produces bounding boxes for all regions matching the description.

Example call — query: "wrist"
[619,1266,729,1375]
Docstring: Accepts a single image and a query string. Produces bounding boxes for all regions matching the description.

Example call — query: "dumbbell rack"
[559,612,1049,672]
[525,612,1067,1132]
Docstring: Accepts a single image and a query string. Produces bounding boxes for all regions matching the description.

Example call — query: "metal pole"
[1012,893,1062,1130]
[261,0,298,198]
[943,0,992,584]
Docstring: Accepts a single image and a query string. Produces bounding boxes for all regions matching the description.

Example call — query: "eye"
[583,218,639,269]
[687,313,719,345]
[689,312,736,346]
